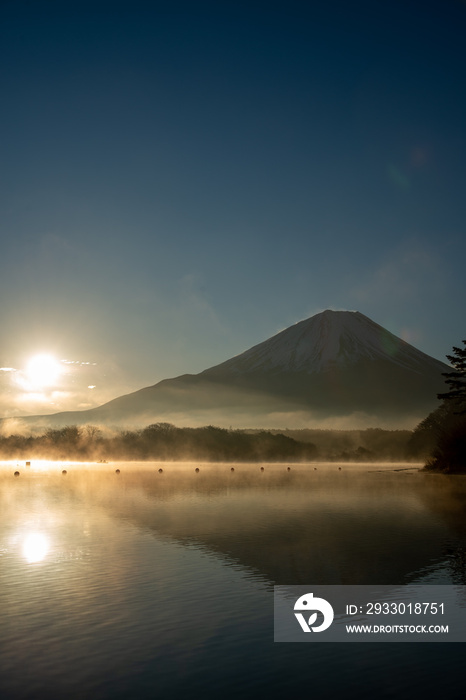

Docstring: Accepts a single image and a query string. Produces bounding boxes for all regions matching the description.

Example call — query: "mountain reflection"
[42,463,466,586]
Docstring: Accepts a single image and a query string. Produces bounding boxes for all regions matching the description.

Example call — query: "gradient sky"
[1,0,465,418]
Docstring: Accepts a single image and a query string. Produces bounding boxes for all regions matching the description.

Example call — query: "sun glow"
[22,532,50,563]
[25,354,62,388]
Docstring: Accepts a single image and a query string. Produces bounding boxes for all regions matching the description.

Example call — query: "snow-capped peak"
[204,310,443,376]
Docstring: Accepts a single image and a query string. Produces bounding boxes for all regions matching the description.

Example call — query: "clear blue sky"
[1,0,465,417]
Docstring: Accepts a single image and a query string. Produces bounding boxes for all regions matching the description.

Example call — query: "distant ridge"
[7,310,450,429]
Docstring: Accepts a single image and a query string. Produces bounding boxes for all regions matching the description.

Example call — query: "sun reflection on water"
[22,532,50,563]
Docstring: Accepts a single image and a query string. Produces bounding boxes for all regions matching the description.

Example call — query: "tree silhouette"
[420,339,466,472]
[437,340,466,413]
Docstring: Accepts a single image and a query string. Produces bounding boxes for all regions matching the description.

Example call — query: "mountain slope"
[201,310,443,377]
[12,310,450,429]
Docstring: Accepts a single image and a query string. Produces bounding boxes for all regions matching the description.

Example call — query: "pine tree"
[437,340,466,413]
[415,340,466,472]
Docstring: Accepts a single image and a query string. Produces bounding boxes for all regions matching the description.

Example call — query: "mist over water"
[1,462,465,698]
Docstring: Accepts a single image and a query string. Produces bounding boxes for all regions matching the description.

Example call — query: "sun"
[25,354,62,388]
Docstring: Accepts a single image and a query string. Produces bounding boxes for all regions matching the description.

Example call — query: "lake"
[1,461,466,699]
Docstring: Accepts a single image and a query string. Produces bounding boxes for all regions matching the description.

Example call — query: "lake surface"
[1,461,466,699]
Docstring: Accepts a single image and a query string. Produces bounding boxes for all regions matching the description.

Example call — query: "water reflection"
[22,532,50,563]
[1,462,466,699]
[4,462,462,586]
[111,466,466,585]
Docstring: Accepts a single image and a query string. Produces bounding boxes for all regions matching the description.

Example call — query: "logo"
[294,592,334,633]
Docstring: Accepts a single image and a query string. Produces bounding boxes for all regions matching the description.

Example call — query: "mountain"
[12,310,450,429]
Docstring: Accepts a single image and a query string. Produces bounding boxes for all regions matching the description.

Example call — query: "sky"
[1,0,465,418]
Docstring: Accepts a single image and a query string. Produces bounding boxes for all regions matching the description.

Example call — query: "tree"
[437,340,466,412]
[420,339,466,472]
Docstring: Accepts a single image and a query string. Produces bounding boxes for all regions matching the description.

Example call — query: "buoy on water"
[14,471,20,477]
[115,469,121,475]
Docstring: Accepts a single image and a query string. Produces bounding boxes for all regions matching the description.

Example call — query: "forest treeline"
[0,423,424,462]
[0,423,317,462]
[264,428,417,462]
